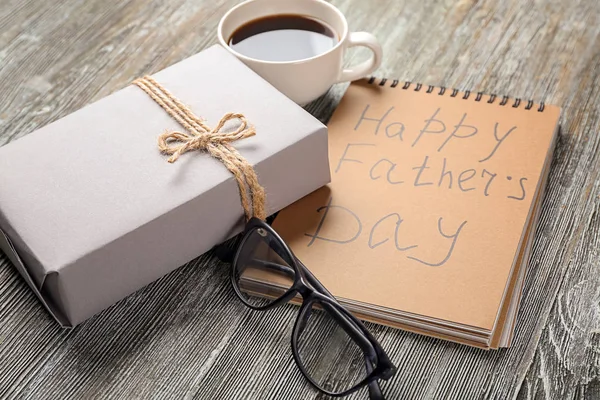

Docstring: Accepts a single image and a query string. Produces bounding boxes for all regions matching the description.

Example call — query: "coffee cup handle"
[336,32,383,83]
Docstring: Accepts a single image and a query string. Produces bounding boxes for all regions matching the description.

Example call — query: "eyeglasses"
[221,217,396,399]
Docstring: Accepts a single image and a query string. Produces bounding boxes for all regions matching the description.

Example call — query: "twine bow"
[133,75,266,221]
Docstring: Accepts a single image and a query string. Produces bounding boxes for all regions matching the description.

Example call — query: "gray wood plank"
[0,0,599,399]
[517,167,600,400]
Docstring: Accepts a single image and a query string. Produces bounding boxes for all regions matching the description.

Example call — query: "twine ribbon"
[133,75,266,221]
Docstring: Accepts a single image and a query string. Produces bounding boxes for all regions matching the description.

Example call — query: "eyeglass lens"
[233,227,296,307]
[297,301,371,394]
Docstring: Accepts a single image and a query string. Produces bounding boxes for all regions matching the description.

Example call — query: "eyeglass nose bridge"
[294,274,316,294]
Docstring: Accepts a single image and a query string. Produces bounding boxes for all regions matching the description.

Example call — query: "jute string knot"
[133,75,266,221]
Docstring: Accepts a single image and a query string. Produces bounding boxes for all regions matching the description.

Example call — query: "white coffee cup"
[218,0,383,105]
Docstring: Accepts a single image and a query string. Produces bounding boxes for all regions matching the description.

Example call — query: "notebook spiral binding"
[367,77,545,112]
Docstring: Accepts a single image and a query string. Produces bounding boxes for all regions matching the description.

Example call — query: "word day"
[304,197,467,267]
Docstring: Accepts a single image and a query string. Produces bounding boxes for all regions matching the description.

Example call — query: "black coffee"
[228,14,338,62]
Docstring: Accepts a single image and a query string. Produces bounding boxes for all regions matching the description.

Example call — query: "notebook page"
[273,80,560,330]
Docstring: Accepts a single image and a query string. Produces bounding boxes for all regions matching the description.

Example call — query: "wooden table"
[1,0,599,399]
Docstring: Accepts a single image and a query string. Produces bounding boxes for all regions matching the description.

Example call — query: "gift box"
[0,45,330,326]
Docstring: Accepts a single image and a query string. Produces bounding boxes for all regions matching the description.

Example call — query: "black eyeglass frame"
[229,217,396,398]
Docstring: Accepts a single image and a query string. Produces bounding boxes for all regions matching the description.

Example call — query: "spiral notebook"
[252,78,560,349]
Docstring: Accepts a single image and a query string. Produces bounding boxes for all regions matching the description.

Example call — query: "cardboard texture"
[0,45,330,327]
[269,79,560,348]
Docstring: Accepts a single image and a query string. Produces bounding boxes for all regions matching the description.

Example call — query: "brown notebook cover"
[268,78,560,348]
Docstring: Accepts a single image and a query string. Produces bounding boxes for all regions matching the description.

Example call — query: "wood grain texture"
[0,0,599,399]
